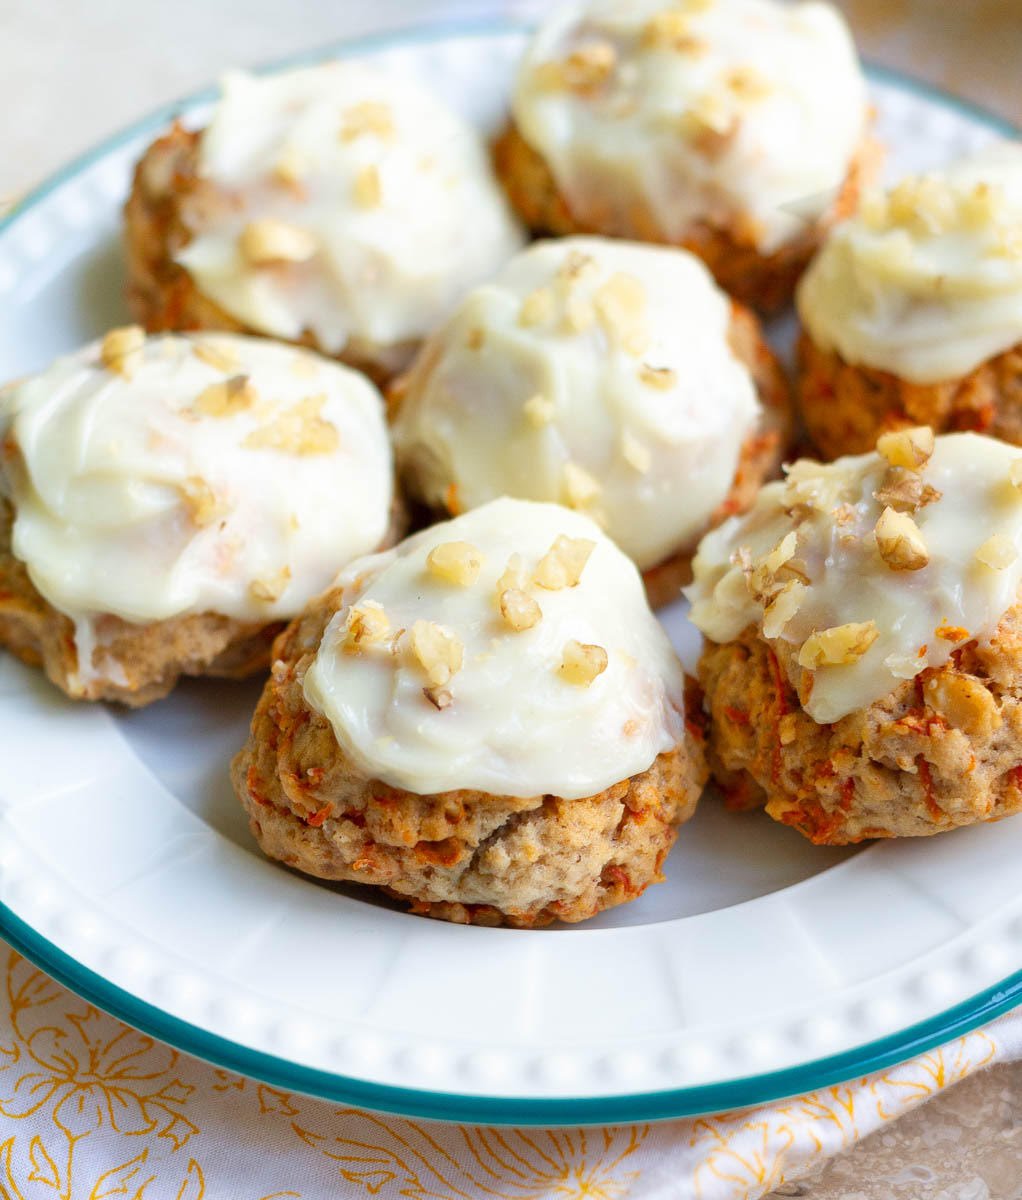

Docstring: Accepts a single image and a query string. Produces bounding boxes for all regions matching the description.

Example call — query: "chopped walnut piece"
[499,588,542,632]
[558,640,608,686]
[537,41,617,93]
[923,673,1001,737]
[798,621,878,669]
[562,293,595,334]
[243,396,339,456]
[534,535,596,590]
[100,325,145,377]
[594,273,649,356]
[876,426,935,471]
[179,476,227,526]
[563,462,601,509]
[273,144,307,190]
[249,566,291,603]
[466,326,485,350]
[192,339,241,373]
[875,507,929,571]
[239,219,317,264]
[874,466,942,513]
[639,363,677,390]
[556,250,598,284]
[519,286,555,327]
[496,553,528,595]
[191,374,257,418]
[426,540,484,586]
[423,685,453,711]
[641,10,702,52]
[342,601,391,653]
[354,165,382,208]
[762,580,806,639]
[723,65,771,100]
[409,620,464,686]
[975,533,1018,570]
[340,101,395,141]
[523,393,556,427]
[621,432,651,474]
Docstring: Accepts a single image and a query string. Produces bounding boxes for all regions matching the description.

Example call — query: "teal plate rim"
[1,14,1020,1127]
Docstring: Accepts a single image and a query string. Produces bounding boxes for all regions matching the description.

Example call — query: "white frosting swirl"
[392,237,761,571]
[687,432,1022,723]
[303,498,687,799]
[798,144,1022,383]
[512,0,867,253]
[177,64,524,368]
[0,332,394,652]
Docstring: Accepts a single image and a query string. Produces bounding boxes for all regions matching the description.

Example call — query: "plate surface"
[1,18,1021,1126]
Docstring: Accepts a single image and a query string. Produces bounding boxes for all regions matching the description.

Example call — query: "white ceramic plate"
[1,18,1020,1126]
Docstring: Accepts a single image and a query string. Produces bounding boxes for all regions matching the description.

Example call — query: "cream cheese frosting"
[0,330,393,688]
[512,0,867,254]
[302,498,688,799]
[687,431,1022,724]
[392,237,761,571]
[798,144,1022,383]
[177,63,524,368]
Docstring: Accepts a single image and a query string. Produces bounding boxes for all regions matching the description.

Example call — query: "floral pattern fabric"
[0,945,1015,1200]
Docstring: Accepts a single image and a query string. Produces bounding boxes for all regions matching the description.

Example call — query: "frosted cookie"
[390,237,790,607]
[687,429,1022,843]
[797,145,1022,459]
[495,0,874,310]
[0,329,396,705]
[125,62,524,381]
[232,498,707,926]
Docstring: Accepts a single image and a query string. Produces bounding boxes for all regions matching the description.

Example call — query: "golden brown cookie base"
[492,122,880,312]
[697,612,1022,844]
[797,332,1022,461]
[389,300,792,609]
[232,586,708,926]
[123,123,415,386]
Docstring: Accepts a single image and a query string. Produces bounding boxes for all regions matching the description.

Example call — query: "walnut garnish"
[594,273,649,356]
[621,432,651,474]
[340,101,395,141]
[342,601,390,652]
[563,461,601,508]
[466,327,486,350]
[641,10,703,53]
[561,293,596,334]
[874,466,942,513]
[423,686,453,711]
[875,507,929,571]
[496,553,528,595]
[100,326,145,377]
[876,426,935,471]
[639,363,677,390]
[798,622,878,669]
[523,393,556,427]
[723,65,771,101]
[249,566,291,603]
[426,540,484,586]
[193,339,240,373]
[243,396,339,456]
[409,620,463,686]
[499,588,542,632]
[537,41,616,93]
[889,176,957,235]
[179,476,227,526]
[191,374,257,418]
[975,533,1018,570]
[273,145,308,190]
[749,531,798,598]
[519,286,555,327]
[762,580,806,639]
[923,673,1001,737]
[534,535,596,590]
[354,165,382,208]
[239,219,317,264]
[558,640,608,686]
[556,250,598,284]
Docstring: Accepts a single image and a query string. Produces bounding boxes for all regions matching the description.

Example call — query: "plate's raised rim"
[1,14,1020,1127]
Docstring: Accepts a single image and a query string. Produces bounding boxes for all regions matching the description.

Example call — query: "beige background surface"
[1,1,1021,1194]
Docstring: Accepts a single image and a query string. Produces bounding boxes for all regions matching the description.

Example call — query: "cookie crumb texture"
[233,590,707,926]
[699,616,1022,844]
[0,501,276,705]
